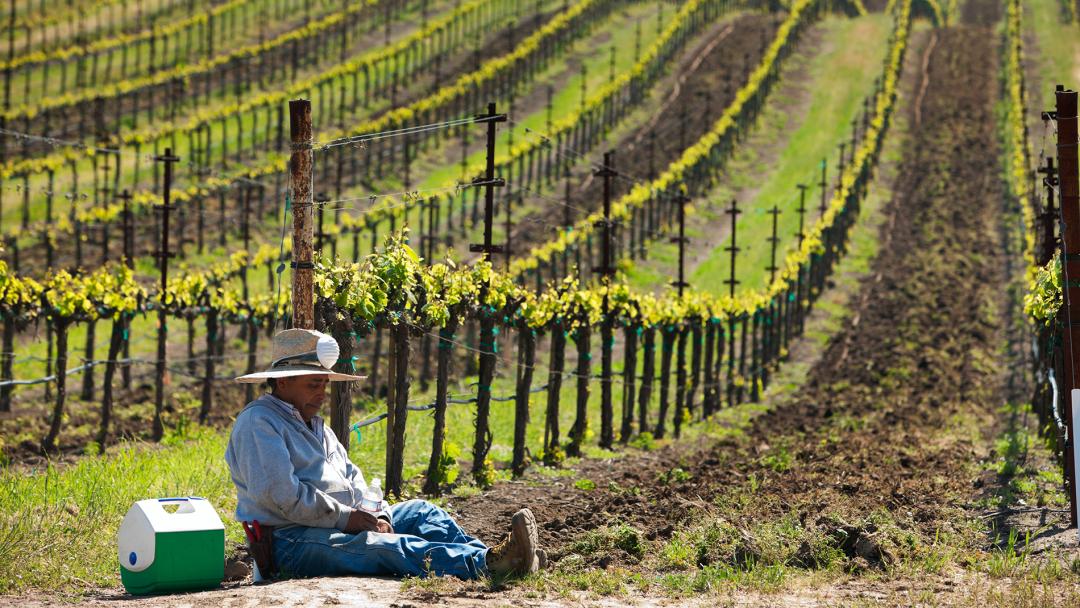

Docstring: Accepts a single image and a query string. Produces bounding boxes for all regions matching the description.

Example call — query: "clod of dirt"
[791,540,820,569]
[822,521,894,569]
[645,524,674,541]
[853,533,894,566]
[223,558,251,582]
[732,528,762,568]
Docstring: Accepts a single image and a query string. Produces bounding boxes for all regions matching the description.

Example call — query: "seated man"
[226,328,543,580]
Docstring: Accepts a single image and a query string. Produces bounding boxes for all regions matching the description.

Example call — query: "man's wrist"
[335,507,355,531]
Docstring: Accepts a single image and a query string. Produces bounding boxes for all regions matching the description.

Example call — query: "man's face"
[275,376,330,422]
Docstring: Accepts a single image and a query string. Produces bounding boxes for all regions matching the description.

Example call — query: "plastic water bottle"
[360,478,383,512]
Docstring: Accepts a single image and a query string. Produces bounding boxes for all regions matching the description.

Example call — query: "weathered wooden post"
[1052,87,1079,528]
[289,99,315,330]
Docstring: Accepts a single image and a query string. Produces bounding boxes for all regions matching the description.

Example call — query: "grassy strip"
[1027,0,1080,112]
[622,12,890,295]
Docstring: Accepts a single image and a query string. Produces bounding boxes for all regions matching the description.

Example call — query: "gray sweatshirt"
[225,393,389,530]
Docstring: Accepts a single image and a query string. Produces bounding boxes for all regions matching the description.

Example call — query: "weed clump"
[571,523,645,560]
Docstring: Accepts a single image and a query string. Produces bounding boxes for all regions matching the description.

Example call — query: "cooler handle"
[153,497,199,514]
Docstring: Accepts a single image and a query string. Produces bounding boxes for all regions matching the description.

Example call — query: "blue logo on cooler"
[129,552,137,566]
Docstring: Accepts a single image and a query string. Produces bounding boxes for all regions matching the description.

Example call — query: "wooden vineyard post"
[725,199,741,407]
[819,159,828,217]
[242,187,255,301]
[1053,87,1080,528]
[793,183,809,340]
[245,317,258,405]
[120,190,134,389]
[595,150,617,449]
[152,148,179,442]
[671,194,690,296]
[469,102,506,485]
[767,205,781,284]
[1038,158,1059,265]
[289,99,315,330]
[200,310,218,424]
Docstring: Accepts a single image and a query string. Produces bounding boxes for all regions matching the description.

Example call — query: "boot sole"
[511,508,539,574]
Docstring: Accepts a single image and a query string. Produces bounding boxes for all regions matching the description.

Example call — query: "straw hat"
[235,329,366,383]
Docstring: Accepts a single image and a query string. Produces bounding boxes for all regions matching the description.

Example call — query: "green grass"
[621,12,891,296]
[0,424,241,593]
[1027,0,1080,114]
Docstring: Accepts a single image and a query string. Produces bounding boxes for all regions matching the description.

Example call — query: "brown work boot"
[485,508,539,577]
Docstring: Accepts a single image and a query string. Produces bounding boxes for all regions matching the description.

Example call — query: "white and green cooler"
[117,497,225,595]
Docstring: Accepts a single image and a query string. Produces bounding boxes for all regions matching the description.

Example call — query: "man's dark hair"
[266,378,278,393]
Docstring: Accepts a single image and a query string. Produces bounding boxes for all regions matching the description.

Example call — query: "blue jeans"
[272,499,490,580]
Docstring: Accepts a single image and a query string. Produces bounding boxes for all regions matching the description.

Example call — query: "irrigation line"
[1048,368,1070,441]
[316,114,502,150]
[0,352,266,388]
[315,180,503,209]
[0,126,124,156]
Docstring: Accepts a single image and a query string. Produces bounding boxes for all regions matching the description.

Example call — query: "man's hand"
[344,509,394,534]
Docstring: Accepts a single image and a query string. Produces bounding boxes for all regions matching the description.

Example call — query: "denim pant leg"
[388,499,487,551]
[273,506,489,580]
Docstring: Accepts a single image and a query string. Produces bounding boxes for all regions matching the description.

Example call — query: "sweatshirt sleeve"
[331,426,394,525]
[230,412,353,530]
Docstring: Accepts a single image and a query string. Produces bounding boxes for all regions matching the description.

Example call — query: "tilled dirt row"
[450,3,1015,578]
[507,11,780,251]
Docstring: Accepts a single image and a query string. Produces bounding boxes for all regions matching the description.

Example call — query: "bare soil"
[506,12,782,253]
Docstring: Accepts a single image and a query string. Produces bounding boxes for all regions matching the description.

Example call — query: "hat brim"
[235,365,366,384]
